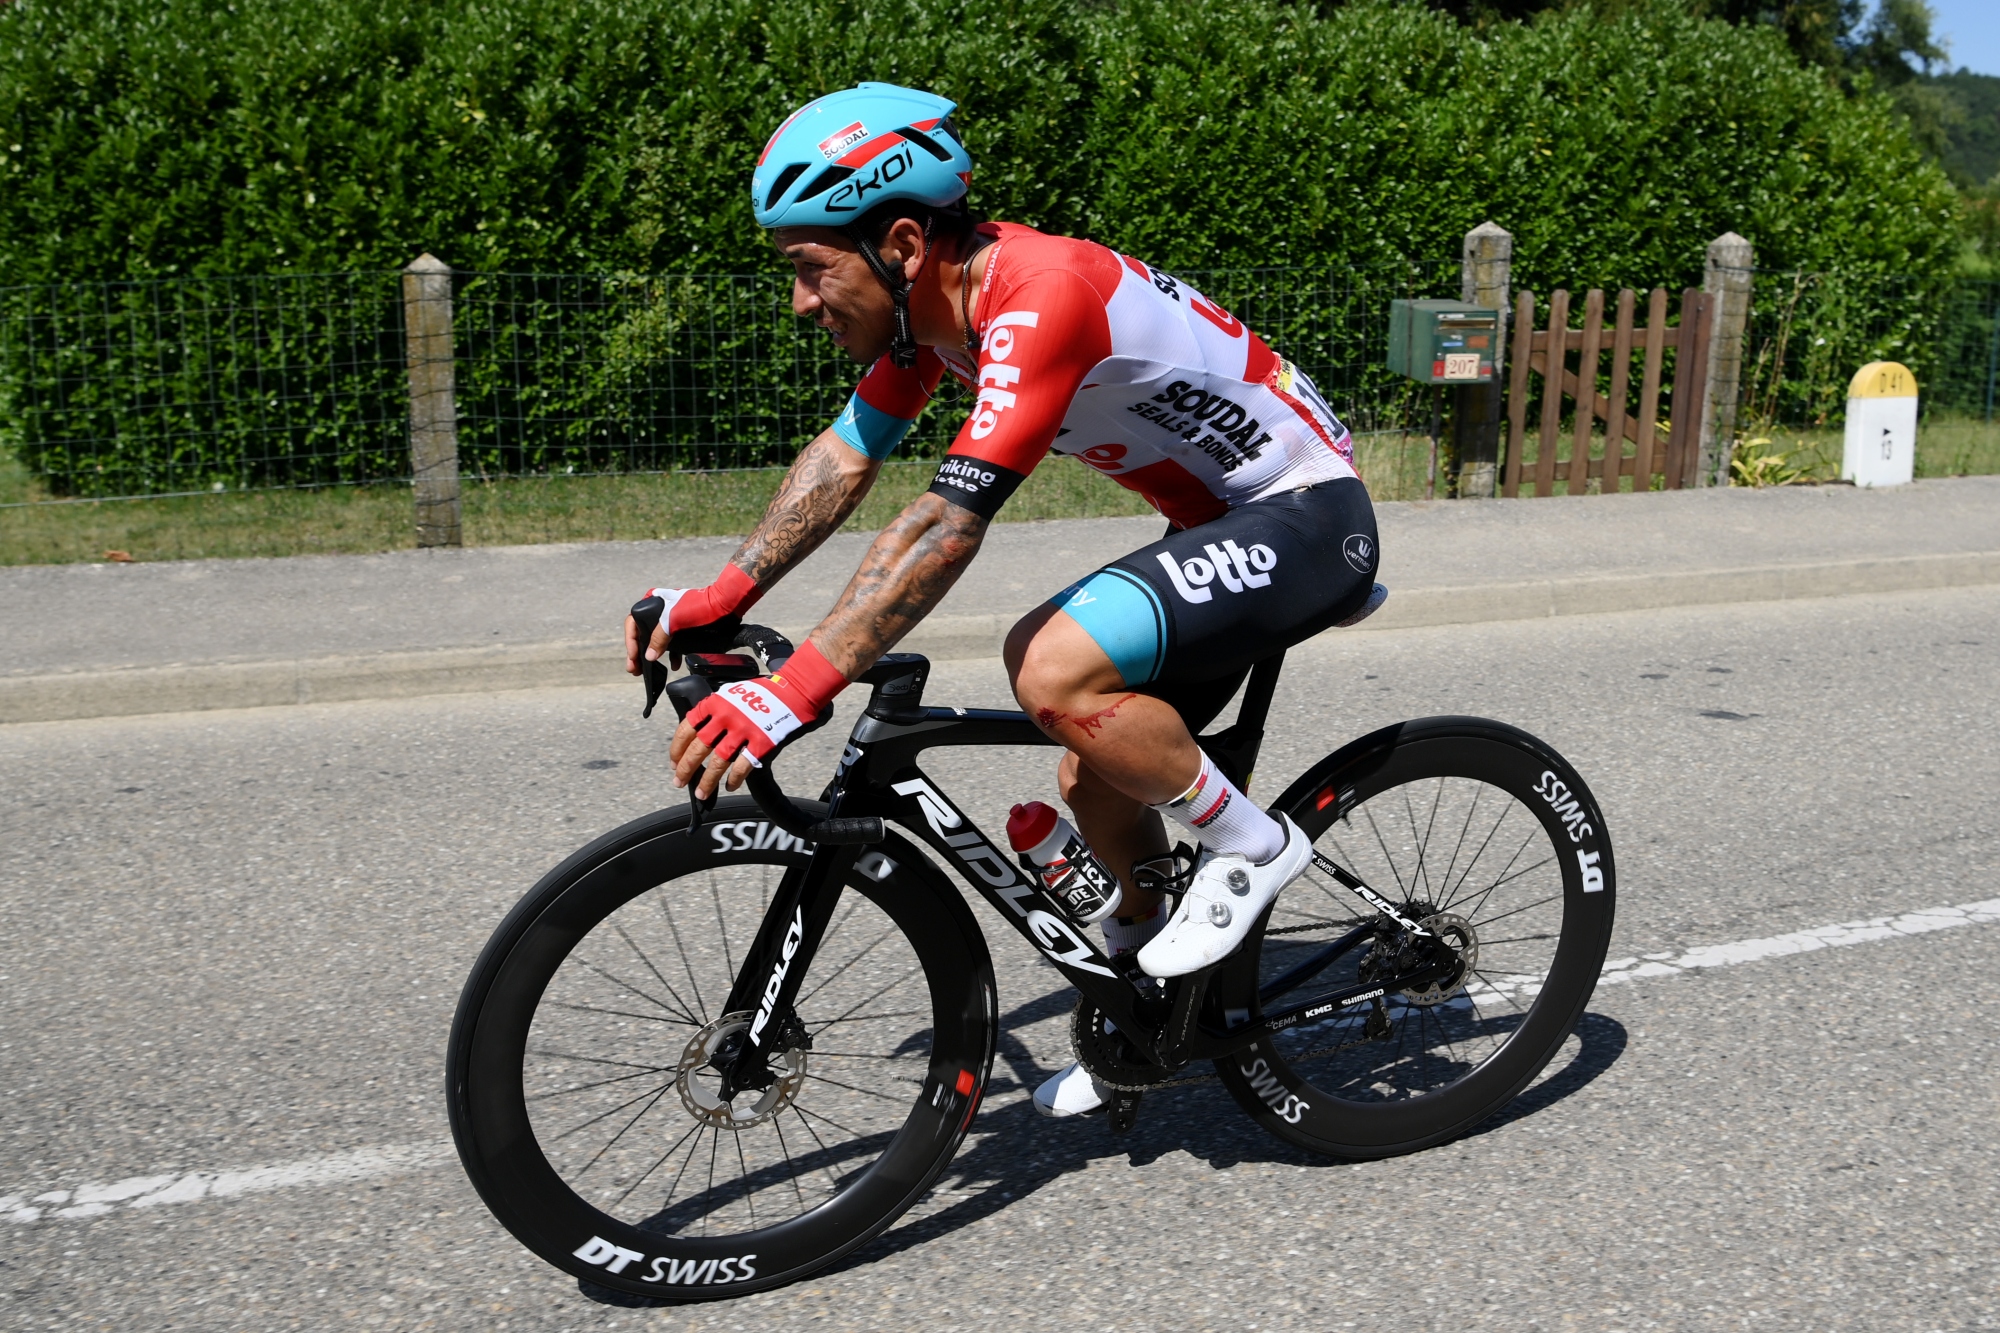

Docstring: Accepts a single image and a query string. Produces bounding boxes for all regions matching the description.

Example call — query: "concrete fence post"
[403,253,462,547]
[1455,221,1513,498]
[1699,232,1754,488]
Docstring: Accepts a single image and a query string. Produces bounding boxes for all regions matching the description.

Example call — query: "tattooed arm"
[669,490,987,797]
[726,428,882,587]
[808,491,989,675]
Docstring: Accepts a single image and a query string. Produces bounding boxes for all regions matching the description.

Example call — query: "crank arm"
[1310,849,1432,937]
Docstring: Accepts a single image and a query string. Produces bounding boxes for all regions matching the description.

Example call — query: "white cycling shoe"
[1033,1060,1112,1118]
[1137,815,1312,978]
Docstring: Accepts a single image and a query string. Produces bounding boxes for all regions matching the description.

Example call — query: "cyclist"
[626,82,1380,1119]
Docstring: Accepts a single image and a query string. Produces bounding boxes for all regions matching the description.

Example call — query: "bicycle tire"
[447,797,996,1302]
[1212,716,1615,1158]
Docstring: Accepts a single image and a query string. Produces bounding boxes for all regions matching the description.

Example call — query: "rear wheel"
[448,798,996,1301]
[1214,717,1615,1158]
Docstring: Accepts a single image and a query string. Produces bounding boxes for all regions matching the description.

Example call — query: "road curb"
[6,550,1997,725]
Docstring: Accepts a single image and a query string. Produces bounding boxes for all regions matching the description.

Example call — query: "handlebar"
[629,595,882,846]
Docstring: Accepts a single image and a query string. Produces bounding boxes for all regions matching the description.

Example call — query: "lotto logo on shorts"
[1155,541,1276,604]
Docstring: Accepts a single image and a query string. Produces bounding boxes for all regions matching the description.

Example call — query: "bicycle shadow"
[825,1003,1629,1275]
[579,996,1627,1303]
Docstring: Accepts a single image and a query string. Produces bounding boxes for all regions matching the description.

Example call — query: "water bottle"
[1006,801,1122,926]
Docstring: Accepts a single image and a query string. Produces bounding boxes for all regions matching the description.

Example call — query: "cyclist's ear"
[879,216,929,281]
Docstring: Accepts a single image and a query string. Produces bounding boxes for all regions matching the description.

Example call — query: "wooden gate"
[1502,287,1714,496]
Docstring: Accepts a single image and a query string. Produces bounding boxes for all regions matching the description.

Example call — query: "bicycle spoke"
[792,1101,872,1141]
[813,960,926,1031]
[547,1001,695,1027]
[657,1120,709,1219]
[1435,780,1482,905]
[612,1120,705,1210]
[575,1081,677,1175]
[770,1110,809,1212]
[657,890,712,1026]
[787,1105,848,1198]
[526,1065,674,1102]
[1359,802,1409,898]
[1462,889,1563,932]
[1438,800,1516,912]
[712,879,734,981]
[809,1007,931,1031]
[732,1131,756,1229]
[612,920,703,1028]
[547,1076,677,1144]
[1449,843,1557,925]
[802,1071,913,1104]
[527,1050,672,1072]
[795,918,900,1009]
[572,955,700,1028]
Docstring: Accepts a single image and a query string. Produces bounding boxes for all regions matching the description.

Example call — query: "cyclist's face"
[774,228,894,364]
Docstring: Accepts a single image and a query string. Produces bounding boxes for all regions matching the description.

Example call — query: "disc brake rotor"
[676,1010,808,1130]
[1400,912,1478,1007]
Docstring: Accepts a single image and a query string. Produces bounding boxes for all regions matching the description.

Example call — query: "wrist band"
[767,641,848,716]
[712,563,764,615]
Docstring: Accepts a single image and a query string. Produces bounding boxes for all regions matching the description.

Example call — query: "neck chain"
[959,234,994,360]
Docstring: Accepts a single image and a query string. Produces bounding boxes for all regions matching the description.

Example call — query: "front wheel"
[1214,717,1615,1158]
[447,798,997,1302]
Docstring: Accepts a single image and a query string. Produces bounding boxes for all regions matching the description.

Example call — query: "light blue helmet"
[752,83,971,230]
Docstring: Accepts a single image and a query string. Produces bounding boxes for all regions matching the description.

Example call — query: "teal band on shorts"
[1052,567,1167,687]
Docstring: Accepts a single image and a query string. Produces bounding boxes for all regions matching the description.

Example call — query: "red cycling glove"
[684,641,849,768]
[643,565,763,659]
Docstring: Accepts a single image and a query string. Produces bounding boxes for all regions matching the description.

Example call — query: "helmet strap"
[850,214,937,370]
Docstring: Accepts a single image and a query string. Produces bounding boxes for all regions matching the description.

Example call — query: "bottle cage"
[1132,844,1199,899]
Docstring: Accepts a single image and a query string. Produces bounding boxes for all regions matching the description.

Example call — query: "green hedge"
[0,0,1970,495]
[0,0,1962,287]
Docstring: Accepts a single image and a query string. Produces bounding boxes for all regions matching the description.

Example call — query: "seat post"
[1197,651,1285,791]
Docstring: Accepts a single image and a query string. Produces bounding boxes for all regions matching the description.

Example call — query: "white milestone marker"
[1841,360,1918,488]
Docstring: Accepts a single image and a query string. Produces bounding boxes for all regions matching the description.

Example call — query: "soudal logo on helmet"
[817,121,867,159]
[752,84,970,231]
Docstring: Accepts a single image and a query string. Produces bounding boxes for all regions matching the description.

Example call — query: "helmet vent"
[764,162,809,212]
[896,126,953,162]
[795,164,855,202]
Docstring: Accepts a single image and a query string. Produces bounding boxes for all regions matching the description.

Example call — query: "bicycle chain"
[1096,1028,1387,1091]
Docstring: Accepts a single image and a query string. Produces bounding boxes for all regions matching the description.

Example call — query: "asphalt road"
[3,585,1997,1331]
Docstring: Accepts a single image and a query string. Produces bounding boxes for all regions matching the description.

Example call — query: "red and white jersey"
[841,222,1356,529]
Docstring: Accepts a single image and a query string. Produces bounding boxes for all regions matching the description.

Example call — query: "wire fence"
[2,261,1994,504]
[0,261,1462,502]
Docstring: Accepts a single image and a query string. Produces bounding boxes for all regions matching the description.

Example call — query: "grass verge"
[0,432,1459,566]
[1730,413,2000,486]
[15,416,1986,566]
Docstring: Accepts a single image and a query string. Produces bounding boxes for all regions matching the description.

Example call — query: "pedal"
[1107,1089,1144,1135]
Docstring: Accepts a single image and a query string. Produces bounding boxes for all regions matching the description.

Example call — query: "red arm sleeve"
[926,270,1112,518]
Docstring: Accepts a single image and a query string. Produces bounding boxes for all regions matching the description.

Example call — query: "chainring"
[1070,1000,1183,1092]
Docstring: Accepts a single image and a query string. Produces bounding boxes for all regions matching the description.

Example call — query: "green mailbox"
[1387,299,1500,384]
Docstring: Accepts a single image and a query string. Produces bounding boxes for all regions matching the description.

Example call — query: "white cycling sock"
[1151,753,1287,864]
[1101,900,1166,956]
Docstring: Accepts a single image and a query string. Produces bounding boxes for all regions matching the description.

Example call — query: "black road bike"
[447,600,1616,1303]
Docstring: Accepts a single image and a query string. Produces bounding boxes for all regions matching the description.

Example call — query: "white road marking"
[1462,896,1999,1008]
[1,1142,451,1225]
[9,895,2000,1226]
[1596,895,2000,986]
